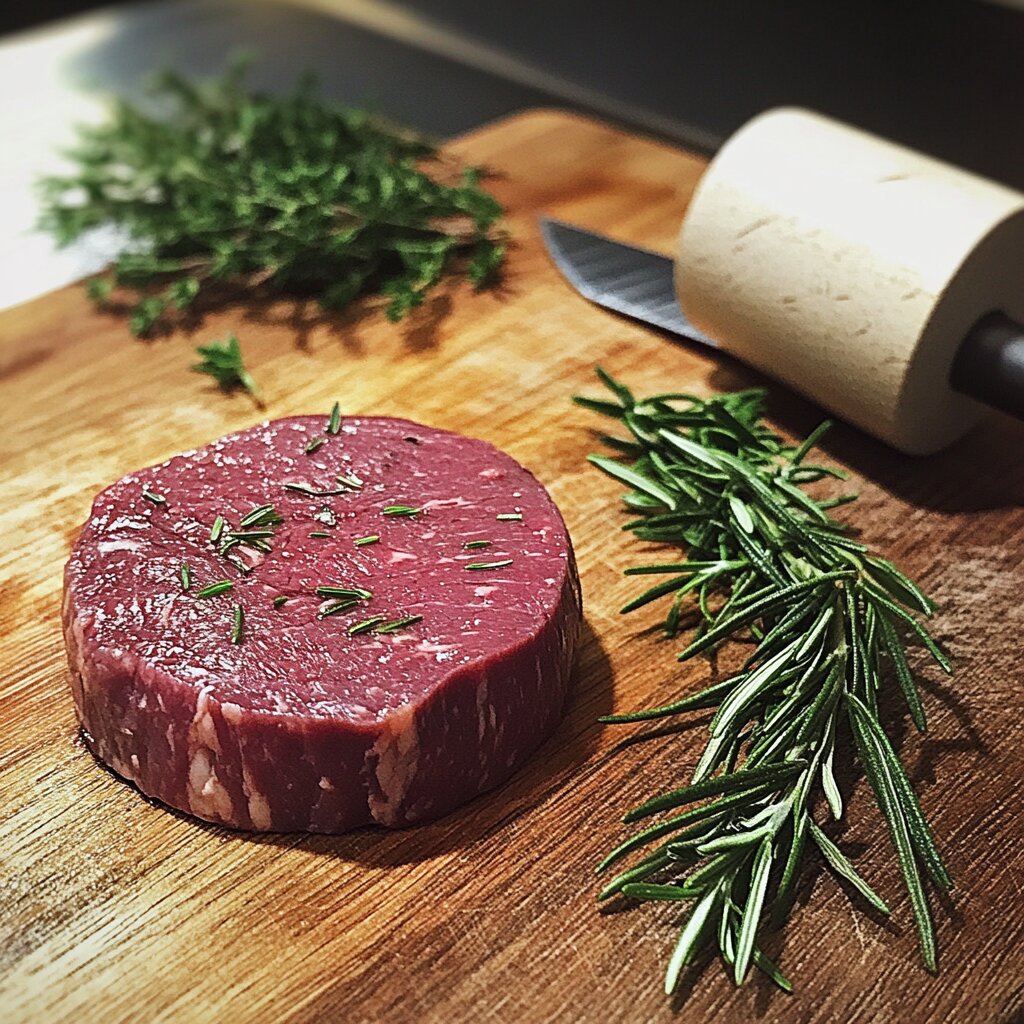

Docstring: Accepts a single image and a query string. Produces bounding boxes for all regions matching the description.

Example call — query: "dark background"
[7,0,1024,187]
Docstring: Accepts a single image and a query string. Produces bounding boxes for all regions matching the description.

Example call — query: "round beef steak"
[63,415,581,832]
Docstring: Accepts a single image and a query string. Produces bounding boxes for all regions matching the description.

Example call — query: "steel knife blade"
[538,218,717,347]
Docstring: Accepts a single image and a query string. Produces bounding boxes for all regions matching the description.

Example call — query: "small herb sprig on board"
[576,369,952,996]
[192,335,261,406]
[39,62,506,336]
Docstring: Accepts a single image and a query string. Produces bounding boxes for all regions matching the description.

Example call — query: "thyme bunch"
[39,63,505,336]
[576,369,952,995]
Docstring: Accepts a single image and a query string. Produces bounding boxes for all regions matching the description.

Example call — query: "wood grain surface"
[2,110,1023,1024]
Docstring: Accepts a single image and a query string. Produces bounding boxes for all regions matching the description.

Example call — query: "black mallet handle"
[952,312,1024,421]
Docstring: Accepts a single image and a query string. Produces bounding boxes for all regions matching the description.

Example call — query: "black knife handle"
[951,311,1024,421]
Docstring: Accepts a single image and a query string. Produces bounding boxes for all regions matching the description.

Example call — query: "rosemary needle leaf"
[319,599,359,618]
[849,704,938,971]
[327,402,342,435]
[316,585,372,600]
[375,614,423,633]
[665,886,718,995]
[751,949,793,994]
[179,560,191,592]
[210,515,226,543]
[348,615,388,635]
[588,454,677,510]
[620,883,691,902]
[735,835,774,985]
[809,822,890,914]
[231,604,244,644]
[578,369,952,994]
[354,534,380,547]
[192,334,262,406]
[195,580,234,599]
[39,62,505,337]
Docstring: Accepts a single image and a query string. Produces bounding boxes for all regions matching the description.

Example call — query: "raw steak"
[63,415,581,832]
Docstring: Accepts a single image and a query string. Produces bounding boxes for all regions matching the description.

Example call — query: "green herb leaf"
[374,614,423,634]
[318,598,359,618]
[195,580,234,599]
[382,504,422,517]
[327,402,342,435]
[231,604,244,644]
[347,615,388,635]
[316,585,372,601]
[210,515,226,543]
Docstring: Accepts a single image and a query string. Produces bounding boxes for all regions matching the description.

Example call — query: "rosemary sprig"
[192,334,261,406]
[577,369,952,995]
[39,62,505,337]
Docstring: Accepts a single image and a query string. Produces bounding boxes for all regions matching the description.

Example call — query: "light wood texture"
[2,110,1023,1024]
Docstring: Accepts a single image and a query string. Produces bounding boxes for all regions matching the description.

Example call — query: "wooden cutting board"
[2,110,1023,1024]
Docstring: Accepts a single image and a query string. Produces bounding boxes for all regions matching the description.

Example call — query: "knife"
[540,216,1024,425]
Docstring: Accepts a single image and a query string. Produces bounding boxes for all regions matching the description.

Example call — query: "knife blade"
[538,218,716,347]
